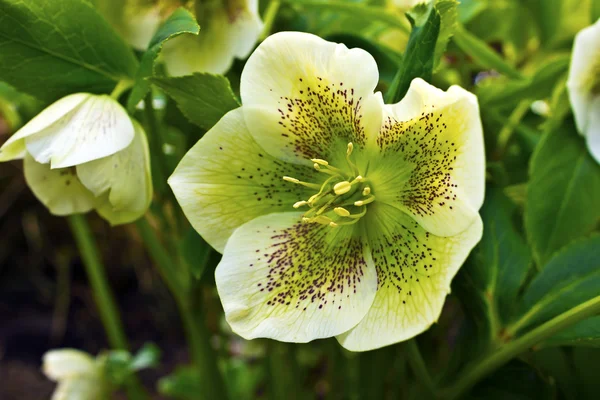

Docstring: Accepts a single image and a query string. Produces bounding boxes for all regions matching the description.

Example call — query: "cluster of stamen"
[283,143,374,228]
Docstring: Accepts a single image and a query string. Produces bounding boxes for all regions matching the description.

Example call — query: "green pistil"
[283,142,375,227]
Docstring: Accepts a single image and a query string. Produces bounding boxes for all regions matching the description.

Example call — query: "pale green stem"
[495,100,531,158]
[135,217,228,400]
[110,80,133,100]
[268,341,298,400]
[67,214,147,400]
[260,0,281,40]
[282,0,410,33]
[143,92,168,193]
[441,295,600,400]
[405,339,437,399]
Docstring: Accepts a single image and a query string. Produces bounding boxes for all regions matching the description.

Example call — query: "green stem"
[110,80,134,100]
[268,341,298,400]
[260,0,281,40]
[143,92,168,192]
[441,295,600,400]
[67,214,147,400]
[405,339,437,399]
[495,100,531,159]
[135,217,228,400]
[283,0,410,33]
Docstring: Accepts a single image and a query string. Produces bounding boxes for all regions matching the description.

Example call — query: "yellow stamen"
[362,187,371,196]
[333,181,352,195]
[311,158,329,166]
[283,176,299,183]
[347,142,354,156]
[283,176,321,189]
[293,201,308,208]
[329,222,339,228]
[355,196,375,207]
[334,207,350,217]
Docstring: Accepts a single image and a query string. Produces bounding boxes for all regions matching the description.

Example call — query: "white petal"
[76,120,152,225]
[567,19,600,134]
[42,349,97,381]
[24,155,96,216]
[163,0,262,75]
[337,204,483,351]
[372,78,485,237]
[0,93,89,162]
[240,31,382,164]
[585,96,600,163]
[216,212,378,343]
[25,95,135,169]
[168,108,316,252]
[51,378,103,400]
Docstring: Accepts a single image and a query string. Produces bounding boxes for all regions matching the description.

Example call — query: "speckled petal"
[337,203,482,351]
[370,79,485,237]
[0,93,89,162]
[24,155,96,216]
[240,31,383,164]
[76,120,152,226]
[163,0,263,75]
[25,95,135,169]
[216,212,378,342]
[168,108,318,252]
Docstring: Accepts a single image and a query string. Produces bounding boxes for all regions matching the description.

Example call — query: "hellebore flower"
[567,18,600,163]
[42,349,107,400]
[99,0,263,75]
[169,32,484,351]
[0,93,152,225]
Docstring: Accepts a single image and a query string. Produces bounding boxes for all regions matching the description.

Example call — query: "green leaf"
[478,55,570,108]
[126,8,199,112]
[511,235,600,335]
[452,25,522,79]
[180,228,212,280]
[150,73,240,131]
[433,0,458,70]
[158,366,203,400]
[594,0,600,21]
[386,3,441,103]
[104,343,161,386]
[0,0,138,102]
[129,343,161,371]
[542,317,600,348]
[525,122,600,266]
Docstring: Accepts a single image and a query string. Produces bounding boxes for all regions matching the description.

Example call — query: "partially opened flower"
[169,32,484,351]
[42,349,107,400]
[0,93,152,225]
[98,0,263,75]
[567,18,600,163]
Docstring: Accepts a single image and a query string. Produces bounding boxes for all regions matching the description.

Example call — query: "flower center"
[283,143,374,228]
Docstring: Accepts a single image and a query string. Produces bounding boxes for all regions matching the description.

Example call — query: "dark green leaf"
[433,0,459,70]
[511,235,600,335]
[386,3,440,103]
[150,73,240,131]
[542,317,600,348]
[525,122,600,266]
[0,0,138,102]
[129,343,161,371]
[126,8,199,111]
[158,366,203,400]
[594,0,600,21]
[180,228,212,280]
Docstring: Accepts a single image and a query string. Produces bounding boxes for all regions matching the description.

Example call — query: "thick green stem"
[143,92,169,193]
[135,217,228,400]
[260,0,281,40]
[268,341,298,400]
[441,295,600,399]
[67,214,147,400]
[405,339,437,399]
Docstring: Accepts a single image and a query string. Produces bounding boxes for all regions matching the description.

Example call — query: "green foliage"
[542,317,600,348]
[150,73,240,131]
[158,367,204,400]
[525,123,600,266]
[0,0,137,102]
[127,8,200,111]
[105,343,161,386]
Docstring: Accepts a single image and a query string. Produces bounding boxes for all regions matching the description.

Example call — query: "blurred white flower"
[42,349,106,400]
[567,18,600,163]
[0,93,152,225]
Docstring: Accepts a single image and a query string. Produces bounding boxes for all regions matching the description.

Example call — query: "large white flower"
[567,18,600,163]
[42,349,106,400]
[169,32,485,351]
[0,93,152,225]
[98,0,263,75]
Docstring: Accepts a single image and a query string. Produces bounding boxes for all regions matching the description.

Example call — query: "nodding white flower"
[42,349,106,400]
[567,18,600,163]
[169,32,485,351]
[99,0,263,75]
[0,93,152,225]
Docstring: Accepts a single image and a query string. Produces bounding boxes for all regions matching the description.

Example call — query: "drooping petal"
[567,19,600,134]
[52,378,104,400]
[163,0,263,75]
[337,203,483,351]
[25,95,135,169]
[76,120,152,226]
[370,78,485,237]
[24,155,96,216]
[42,349,97,380]
[0,93,89,162]
[168,108,317,252]
[585,96,600,163]
[216,212,378,342]
[240,31,383,164]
